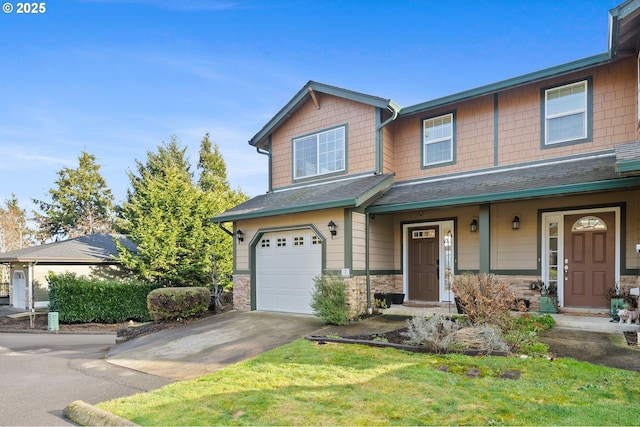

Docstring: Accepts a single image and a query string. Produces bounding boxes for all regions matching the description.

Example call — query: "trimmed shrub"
[147,287,210,322]
[310,274,350,325]
[48,272,159,323]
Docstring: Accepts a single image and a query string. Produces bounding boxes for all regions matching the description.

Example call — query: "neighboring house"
[212,1,640,315]
[0,234,135,310]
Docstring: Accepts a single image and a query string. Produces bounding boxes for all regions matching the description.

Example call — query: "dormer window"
[293,125,346,179]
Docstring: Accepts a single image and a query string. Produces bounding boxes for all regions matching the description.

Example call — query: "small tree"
[310,275,350,325]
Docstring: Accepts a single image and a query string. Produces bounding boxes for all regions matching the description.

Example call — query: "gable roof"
[249,81,400,150]
[367,151,640,214]
[0,234,136,264]
[212,173,395,222]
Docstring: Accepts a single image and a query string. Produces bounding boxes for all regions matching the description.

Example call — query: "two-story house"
[213,0,640,316]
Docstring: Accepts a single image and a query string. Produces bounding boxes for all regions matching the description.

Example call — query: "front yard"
[99,338,640,426]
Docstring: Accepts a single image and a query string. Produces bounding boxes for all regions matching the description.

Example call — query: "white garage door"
[256,231,322,314]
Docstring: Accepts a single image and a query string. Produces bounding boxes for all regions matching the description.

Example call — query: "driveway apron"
[107,310,331,380]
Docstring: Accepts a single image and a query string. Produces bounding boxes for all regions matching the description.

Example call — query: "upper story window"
[543,79,591,146]
[293,125,346,179]
[422,113,454,167]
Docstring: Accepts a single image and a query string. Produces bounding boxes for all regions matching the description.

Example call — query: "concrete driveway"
[107,310,341,380]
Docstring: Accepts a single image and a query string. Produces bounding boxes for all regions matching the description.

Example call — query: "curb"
[63,400,138,426]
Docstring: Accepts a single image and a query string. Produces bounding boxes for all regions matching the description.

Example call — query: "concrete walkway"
[382,303,640,334]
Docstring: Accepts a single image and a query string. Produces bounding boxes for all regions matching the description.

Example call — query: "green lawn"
[99,339,640,426]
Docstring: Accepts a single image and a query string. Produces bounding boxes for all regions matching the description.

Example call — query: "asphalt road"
[0,332,172,426]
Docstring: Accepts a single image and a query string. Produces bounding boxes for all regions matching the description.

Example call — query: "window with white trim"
[293,126,345,179]
[422,113,453,166]
[544,80,588,145]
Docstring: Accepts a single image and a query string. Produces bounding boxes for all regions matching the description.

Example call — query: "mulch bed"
[307,326,508,357]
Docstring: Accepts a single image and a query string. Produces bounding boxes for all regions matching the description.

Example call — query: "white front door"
[255,231,322,314]
[12,270,26,309]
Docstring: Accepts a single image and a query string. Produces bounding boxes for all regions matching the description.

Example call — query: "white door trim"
[541,206,620,308]
[402,220,455,302]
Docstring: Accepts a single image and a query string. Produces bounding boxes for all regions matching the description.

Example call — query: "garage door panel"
[256,232,321,314]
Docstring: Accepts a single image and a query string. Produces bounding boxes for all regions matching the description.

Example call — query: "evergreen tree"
[33,151,114,240]
[0,195,33,252]
[197,133,248,287]
[116,136,241,287]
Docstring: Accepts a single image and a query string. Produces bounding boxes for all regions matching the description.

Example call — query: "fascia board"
[249,81,395,148]
[366,177,640,214]
[615,159,640,174]
[212,197,361,222]
[213,174,395,222]
[399,53,611,117]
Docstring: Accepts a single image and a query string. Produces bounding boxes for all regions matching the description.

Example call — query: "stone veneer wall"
[233,274,251,311]
[232,273,640,313]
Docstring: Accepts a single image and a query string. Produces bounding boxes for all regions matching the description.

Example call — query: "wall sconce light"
[327,220,337,238]
[470,219,478,233]
[512,216,520,230]
[236,229,244,242]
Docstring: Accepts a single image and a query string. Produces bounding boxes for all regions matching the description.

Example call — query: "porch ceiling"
[211,173,395,222]
[367,152,640,214]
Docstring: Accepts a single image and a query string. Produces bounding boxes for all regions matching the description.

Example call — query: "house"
[0,234,135,310]
[212,0,640,315]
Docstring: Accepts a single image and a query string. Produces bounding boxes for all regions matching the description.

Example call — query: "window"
[293,236,304,246]
[543,80,590,145]
[293,126,345,179]
[572,216,607,231]
[422,113,454,166]
[276,237,287,247]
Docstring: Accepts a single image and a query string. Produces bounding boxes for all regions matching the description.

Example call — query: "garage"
[255,231,322,314]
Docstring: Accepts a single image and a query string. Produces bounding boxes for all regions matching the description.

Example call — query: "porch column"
[479,204,490,273]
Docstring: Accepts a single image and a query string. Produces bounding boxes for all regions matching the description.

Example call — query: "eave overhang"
[212,173,395,223]
[249,81,399,151]
[398,53,611,117]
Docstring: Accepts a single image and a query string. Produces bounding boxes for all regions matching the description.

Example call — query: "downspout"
[376,101,400,131]
[216,222,234,237]
[257,135,272,192]
[365,212,371,314]
[365,101,400,308]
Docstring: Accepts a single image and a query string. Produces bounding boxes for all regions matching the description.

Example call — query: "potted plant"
[607,285,637,321]
[538,281,558,314]
[373,292,392,308]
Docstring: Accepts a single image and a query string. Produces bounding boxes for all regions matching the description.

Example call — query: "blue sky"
[0,0,618,210]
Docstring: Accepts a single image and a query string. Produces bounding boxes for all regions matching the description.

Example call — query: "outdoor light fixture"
[512,216,520,230]
[470,219,478,232]
[327,220,337,238]
[236,229,244,242]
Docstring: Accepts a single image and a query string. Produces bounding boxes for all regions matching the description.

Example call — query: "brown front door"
[563,212,615,308]
[408,226,439,301]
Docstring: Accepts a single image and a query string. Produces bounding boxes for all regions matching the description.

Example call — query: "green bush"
[147,287,210,322]
[48,272,159,323]
[310,275,350,325]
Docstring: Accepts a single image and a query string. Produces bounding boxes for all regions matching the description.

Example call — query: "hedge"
[48,272,161,323]
[147,287,210,322]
